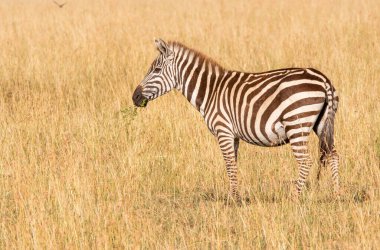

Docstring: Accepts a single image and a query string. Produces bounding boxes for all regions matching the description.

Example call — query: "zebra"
[132,39,340,201]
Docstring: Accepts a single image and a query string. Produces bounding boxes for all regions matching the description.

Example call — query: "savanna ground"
[0,0,379,248]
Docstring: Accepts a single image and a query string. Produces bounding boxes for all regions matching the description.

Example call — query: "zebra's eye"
[153,67,161,74]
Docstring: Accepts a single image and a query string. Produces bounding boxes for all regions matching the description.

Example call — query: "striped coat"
[132,39,340,201]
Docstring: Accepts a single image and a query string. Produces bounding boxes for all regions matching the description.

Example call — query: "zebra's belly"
[238,121,288,147]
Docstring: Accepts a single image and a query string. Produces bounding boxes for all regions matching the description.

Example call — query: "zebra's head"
[132,39,176,108]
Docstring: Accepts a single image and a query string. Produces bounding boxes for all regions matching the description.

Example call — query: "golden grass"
[0,0,379,248]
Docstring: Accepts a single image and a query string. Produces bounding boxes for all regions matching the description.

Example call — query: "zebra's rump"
[227,68,328,146]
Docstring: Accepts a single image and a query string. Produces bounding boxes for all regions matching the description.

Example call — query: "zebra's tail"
[320,80,339,154]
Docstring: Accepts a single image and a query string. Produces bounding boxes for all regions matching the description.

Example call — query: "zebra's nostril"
[132,86,146,107]
[132,86,142,101]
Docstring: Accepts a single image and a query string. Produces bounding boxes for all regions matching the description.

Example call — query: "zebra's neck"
[172,44,226,115]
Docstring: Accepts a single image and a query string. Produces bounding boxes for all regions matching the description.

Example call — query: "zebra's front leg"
[217,134,241,202]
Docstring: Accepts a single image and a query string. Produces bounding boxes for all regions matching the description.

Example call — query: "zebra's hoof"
[334,189,343,201]
[290,189,300,202]
[224,193,242,206]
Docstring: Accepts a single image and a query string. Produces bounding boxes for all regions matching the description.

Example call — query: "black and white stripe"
[132,39,340,201]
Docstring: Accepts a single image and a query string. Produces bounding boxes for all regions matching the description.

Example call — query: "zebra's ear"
[154,38,173,57]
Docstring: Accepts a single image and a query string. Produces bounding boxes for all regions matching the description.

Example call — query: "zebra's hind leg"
[327,148,340,197]
[217,134,241,203]
[317,139,340,198]
[285,126,313,200]
[314,111,340,197]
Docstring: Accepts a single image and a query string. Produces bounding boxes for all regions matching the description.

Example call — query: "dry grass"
[0,0,379,248]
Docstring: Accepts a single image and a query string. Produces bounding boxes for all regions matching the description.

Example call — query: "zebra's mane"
[169,41,225,70]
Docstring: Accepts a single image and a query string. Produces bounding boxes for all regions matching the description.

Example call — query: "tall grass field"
[0,0,379,248]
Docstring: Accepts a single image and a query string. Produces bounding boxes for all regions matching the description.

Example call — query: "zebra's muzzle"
[132,86,149,107]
